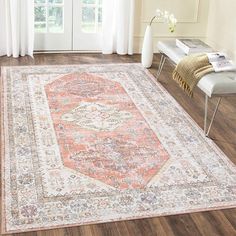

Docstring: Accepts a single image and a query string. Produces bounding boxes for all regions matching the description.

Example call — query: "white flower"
[169,14,175,21]
[156,9,162,18]
[150,9,177,33]
[164,11,169,22]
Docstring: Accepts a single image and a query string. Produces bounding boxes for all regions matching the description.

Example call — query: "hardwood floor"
[1,53,235,236]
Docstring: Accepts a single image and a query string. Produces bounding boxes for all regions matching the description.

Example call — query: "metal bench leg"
[204,95,208,135]
[157,54,166,80]
[157,55,164,78]
[204,95,222,137]
[206,97,222,137]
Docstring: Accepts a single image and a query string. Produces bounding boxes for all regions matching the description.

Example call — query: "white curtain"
[102,0,135,55]
[0,0,34,58]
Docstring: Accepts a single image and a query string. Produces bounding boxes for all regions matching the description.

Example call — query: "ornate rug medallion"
[1,64,236,234]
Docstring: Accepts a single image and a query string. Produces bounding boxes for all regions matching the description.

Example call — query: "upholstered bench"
[157,40,236,137]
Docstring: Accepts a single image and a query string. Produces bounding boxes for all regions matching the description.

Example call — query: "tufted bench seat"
[157,40,236,137]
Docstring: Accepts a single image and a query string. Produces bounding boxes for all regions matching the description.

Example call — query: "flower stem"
[150,16,157,26]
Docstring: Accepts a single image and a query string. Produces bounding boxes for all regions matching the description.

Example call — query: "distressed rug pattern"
[1,64,236,234]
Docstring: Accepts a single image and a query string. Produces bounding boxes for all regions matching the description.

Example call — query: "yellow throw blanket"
[173,54,214,97]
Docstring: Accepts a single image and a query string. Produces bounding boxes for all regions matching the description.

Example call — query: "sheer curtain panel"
[102,0,135,55]
[0,0,34,58]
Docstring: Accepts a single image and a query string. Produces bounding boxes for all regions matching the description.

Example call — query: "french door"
[34,0,103,51]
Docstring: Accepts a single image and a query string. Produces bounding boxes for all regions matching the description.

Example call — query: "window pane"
[82,0,95,4]
[98,7,102,23]
[48,7,63,33]
[35,0,46,3]
[81,23,96,33]
[35,6,46,22]
[35,23,47,33]
[98,7,102,32]
[82,7,95,23]
[48,0,63,4]
[82,7,95,33]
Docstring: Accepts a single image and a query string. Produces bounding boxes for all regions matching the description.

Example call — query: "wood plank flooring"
[0,53,235,236]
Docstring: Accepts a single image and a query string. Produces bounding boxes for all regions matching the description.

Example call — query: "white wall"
[206,0,236,62]
[133,0,210,53]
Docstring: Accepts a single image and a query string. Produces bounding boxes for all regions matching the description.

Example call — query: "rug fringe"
[172,71,193,97]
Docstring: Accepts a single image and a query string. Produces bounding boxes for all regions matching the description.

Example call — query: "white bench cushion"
[157,40,236,97]
[198,72,236,97]
[158,40,185,64]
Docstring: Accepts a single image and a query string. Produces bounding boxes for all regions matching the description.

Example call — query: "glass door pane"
[35,0,64,33]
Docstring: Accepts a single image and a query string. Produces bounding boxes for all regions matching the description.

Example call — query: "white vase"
[142,25,153,68]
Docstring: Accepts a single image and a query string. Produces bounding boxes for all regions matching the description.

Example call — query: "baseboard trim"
[34,50,102,54]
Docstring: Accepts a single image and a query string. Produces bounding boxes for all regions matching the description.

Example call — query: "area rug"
[1,64,236,234]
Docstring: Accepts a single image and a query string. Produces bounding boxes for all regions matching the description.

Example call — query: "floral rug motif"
[1,64,236,234]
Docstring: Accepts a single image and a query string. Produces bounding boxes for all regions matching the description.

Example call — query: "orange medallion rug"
[1,64,236,234]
